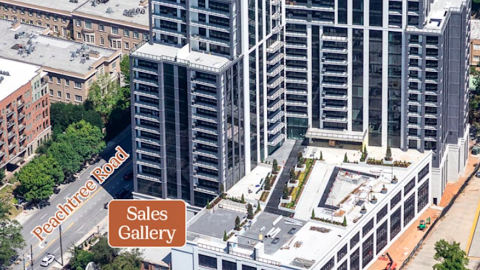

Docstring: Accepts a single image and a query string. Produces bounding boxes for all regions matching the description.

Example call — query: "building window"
[222,260,236,270]
[337,244,348,262]
[403,193,416,226]
[49,90,53,96]
[48,76,52,83]
[350,232,360,248]
[350,248,360,270]
[77,32,81,39]
[75,20,81,27]
[124,29,130,37]
[53,16,58,22]
[362,218,374,237]
[474,56,480,62]
[99,24,105,31]
[417,179,429,213]
[85,20,92,29]
[390,207,402,240]
[474,45,480,50]
[112,61,117,69]
[74,82,81,89]
[376,220,388,254]
[100,36,105,45]
[390,191,401,210]
[75,95,82,102]
[84,34,95,44]
[112,27,119,35]
[242,265,256,270]
[362,234,374,267]
[404,177,416,196]
[321,257,335,270]
[377,205,388,223]
[66,93,70,100]
[125,42,130,49]
[65,80,69,87]
[56,78,61,85]
[143,34,148,40]
[418,164,429,182]
[57,91,62,98]
[110,40,121,49]
[88,79,93,86]
[198,255,216,268]
[133,31,139,38]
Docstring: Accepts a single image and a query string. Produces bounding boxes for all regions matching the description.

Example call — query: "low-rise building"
[0,58,50,168]
[172,149,432,270]
[471,20,480,67]
[0,0,149,53]
[0,19,121,103]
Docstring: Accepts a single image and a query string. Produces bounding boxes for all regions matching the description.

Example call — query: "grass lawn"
[0,184,22,218]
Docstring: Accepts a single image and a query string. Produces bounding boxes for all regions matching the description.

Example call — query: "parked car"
[115,189,132,199]
[123,171,133,180]
[40,254,55,267]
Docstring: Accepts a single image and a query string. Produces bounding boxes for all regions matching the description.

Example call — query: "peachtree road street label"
[31,146,130,242]
[108,200,186,247]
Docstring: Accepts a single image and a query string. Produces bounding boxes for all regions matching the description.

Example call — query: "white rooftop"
[74,0,149,27]
[8,0,88,13]
[133,42,231,73]
[0,20,118,76]
[425,0,467,30]
[0,58,41,100]
[472,20,480,40]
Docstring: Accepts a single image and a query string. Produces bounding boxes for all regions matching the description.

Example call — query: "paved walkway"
[404,157,480,269]
[265,140,302,216]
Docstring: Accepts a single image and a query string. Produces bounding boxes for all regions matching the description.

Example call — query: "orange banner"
[108,200,186,247]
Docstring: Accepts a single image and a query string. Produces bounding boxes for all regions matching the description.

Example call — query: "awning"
[305,128,367,143]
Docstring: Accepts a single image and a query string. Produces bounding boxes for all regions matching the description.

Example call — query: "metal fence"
[399,163,480,269]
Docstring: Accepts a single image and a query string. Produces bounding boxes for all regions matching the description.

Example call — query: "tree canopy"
[120,54,130,85]
[102,249,142,270]
[91,238,119,266]
[86,74,128,121]
[433,239,469,270]
[0,201,25,267]
[70,249,94,270]
[50,102,103,137]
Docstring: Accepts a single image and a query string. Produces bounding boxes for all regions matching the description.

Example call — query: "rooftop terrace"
[132,42,231,74]
[423,0,467,30]
[6,0,88,13]
[0,20,119,77]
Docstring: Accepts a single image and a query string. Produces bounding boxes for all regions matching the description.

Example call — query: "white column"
[307,25,313,128]
[241,0,251,172]
[382,30,388,147]
[347,27,353,131]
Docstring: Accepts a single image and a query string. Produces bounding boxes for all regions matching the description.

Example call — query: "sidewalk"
[14,125,131,225]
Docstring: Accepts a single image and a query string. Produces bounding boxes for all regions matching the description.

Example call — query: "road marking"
[53,248,59,253]
[40,213,47,219]
[26,160,132,262]
[63,193,71,199]
[78,224,85,232]
[466,194,480,255]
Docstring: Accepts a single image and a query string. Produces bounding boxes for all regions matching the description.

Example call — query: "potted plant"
[381,184,388,194]
[360,205,367,214]
[370,195,377,204]
[391,175,398,184]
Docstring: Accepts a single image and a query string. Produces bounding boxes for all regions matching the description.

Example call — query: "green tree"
[256,201,261,212]
[264,176,271,191]
[16,157,60,201]
[70,249,94,270]
[433,240,469,270]
[385,146,392,161]
[343,153,349,163]
[282,185,289,200]
[311,210,315,219]
[0,168,5,183]
[103,249,142,270]
[290,168,296,181]
[0,201,25,267]
[47,141,83,176]
[91,237,119,266]
[320,151,323,160]
[342,216,347,227]
[297,152,303,163]
[86,74,126,121]
[241,194,245,204]
[234,216,241,230]
[50,103,103,137]
[120,54,130,85]
[272,159,278,173]
[247,204,254,219]
[58,120,105,159]
[223,230,228,241]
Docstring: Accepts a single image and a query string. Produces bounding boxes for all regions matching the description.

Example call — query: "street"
[11,128,133,270]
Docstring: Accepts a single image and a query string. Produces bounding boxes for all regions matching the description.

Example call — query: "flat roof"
[0,58,41,100]
[424,0,467,30]
[0,20,118,76]
[73,0,149,27]
[132,42,231,73]
[472,20,480,40]
[4,0,88,13]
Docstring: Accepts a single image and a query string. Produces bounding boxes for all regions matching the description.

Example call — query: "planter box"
[295,165,306,172]
[288,181,299,188]
[278,204,296,213]
[383,159,394,165]
[280,196,292,204]
[380,189,388,194]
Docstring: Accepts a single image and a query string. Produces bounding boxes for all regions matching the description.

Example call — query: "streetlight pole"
[30,244,33,270]
[59,225,64,266]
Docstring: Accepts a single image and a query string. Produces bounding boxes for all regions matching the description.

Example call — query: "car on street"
[123,171,133,180]
[40,254,55,267]
[115,189,132,199]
